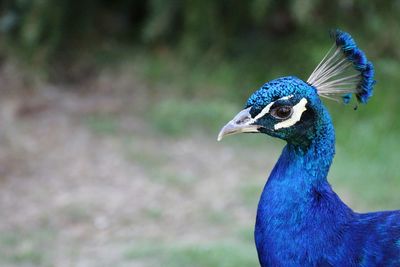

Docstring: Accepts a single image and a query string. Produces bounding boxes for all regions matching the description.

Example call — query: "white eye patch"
[274,98,308,130]
[253,102,274,120]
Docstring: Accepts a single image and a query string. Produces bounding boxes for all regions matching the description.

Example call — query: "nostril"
[236,117,249,124]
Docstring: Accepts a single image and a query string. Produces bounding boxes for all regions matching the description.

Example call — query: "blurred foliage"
[0,0,399,67]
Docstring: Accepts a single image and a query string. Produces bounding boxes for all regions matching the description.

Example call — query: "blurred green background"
[0,1,399,266]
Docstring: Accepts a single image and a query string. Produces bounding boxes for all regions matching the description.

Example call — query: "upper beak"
[217,107,260,141]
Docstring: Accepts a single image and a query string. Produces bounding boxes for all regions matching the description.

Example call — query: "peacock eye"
[271,106,293,119]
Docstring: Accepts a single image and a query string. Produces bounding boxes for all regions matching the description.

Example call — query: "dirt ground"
[0,65,279,267]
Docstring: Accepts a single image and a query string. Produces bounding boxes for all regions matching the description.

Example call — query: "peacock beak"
[217,107,260,141]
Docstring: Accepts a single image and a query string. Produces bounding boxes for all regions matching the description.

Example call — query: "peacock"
[218,30,400,266]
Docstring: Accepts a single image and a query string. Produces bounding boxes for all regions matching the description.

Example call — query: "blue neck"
[255,108,354,266]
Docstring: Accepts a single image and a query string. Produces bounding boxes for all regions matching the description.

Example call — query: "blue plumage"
[218,30,400,266]
[359,61,375,103]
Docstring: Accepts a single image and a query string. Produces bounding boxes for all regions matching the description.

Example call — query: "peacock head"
[217,77,322,146]
[218,29,375,146]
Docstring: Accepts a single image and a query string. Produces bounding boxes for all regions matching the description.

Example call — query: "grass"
[236,227,255,244]
[125,241,259,267]
[57,203,94,224]
[151,170,199,188]
[84,114,119,135]
[124,138,168,168]
[239,182,263,208]
[330,128,400,211]
[143,208,163,220]
[0,229,54,266]
[204,209,233,225]
[123,138,200,188]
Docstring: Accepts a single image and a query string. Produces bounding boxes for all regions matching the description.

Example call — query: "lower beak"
[217,107,260,141]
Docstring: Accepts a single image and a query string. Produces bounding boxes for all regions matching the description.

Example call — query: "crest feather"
[307,30,376,104]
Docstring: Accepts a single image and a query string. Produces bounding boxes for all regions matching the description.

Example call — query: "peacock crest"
[307,29,375,104]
